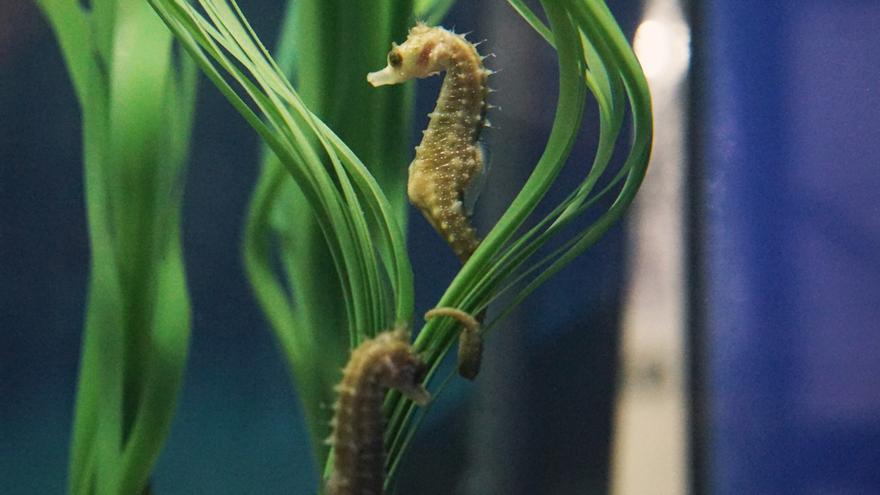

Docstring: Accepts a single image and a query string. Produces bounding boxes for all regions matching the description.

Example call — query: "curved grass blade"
[383,1,653,484]
[148,0,417,475]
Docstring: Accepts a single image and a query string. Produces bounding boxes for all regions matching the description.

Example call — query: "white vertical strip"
[611,1,691,494]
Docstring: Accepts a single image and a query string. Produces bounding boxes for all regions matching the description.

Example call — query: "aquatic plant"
[36,0,196,492]
[39,0,651,492]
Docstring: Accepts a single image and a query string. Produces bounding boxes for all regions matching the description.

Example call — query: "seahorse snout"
[367,66,405,87]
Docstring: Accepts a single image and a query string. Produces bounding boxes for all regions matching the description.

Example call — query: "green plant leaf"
[38,0,197,491]
[149,0,418,475]
[383,1,653,485]
[146,0,651,492]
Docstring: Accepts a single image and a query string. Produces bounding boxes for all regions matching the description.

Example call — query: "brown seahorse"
[326,329,430,495]
[368,23,492,262]
[424,307,483,380]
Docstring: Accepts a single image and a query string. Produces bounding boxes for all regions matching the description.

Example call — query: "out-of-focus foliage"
[36,0,197,492]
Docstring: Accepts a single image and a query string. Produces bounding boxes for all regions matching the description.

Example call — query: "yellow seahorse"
[368,23,492,262]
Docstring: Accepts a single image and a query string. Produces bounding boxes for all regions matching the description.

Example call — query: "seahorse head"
[367,23,448,87]
[379,341,431,406]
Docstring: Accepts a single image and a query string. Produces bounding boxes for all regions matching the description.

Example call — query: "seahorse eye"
[388,50,403,68]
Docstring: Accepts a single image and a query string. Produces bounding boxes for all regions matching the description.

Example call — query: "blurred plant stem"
[36,0,196,493]
[243,0,416,471]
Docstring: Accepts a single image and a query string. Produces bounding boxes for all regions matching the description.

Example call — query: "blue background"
[701,1,880,493]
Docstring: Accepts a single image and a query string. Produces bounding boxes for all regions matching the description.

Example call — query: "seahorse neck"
[420,42,488,153]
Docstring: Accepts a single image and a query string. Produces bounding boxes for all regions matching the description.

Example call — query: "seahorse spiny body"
[326,330,430,495]
[368,24,491,262]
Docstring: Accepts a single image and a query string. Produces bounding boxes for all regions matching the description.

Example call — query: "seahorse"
[326,329,430,495]
[368,23,492,262]
[424,307,482,380]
